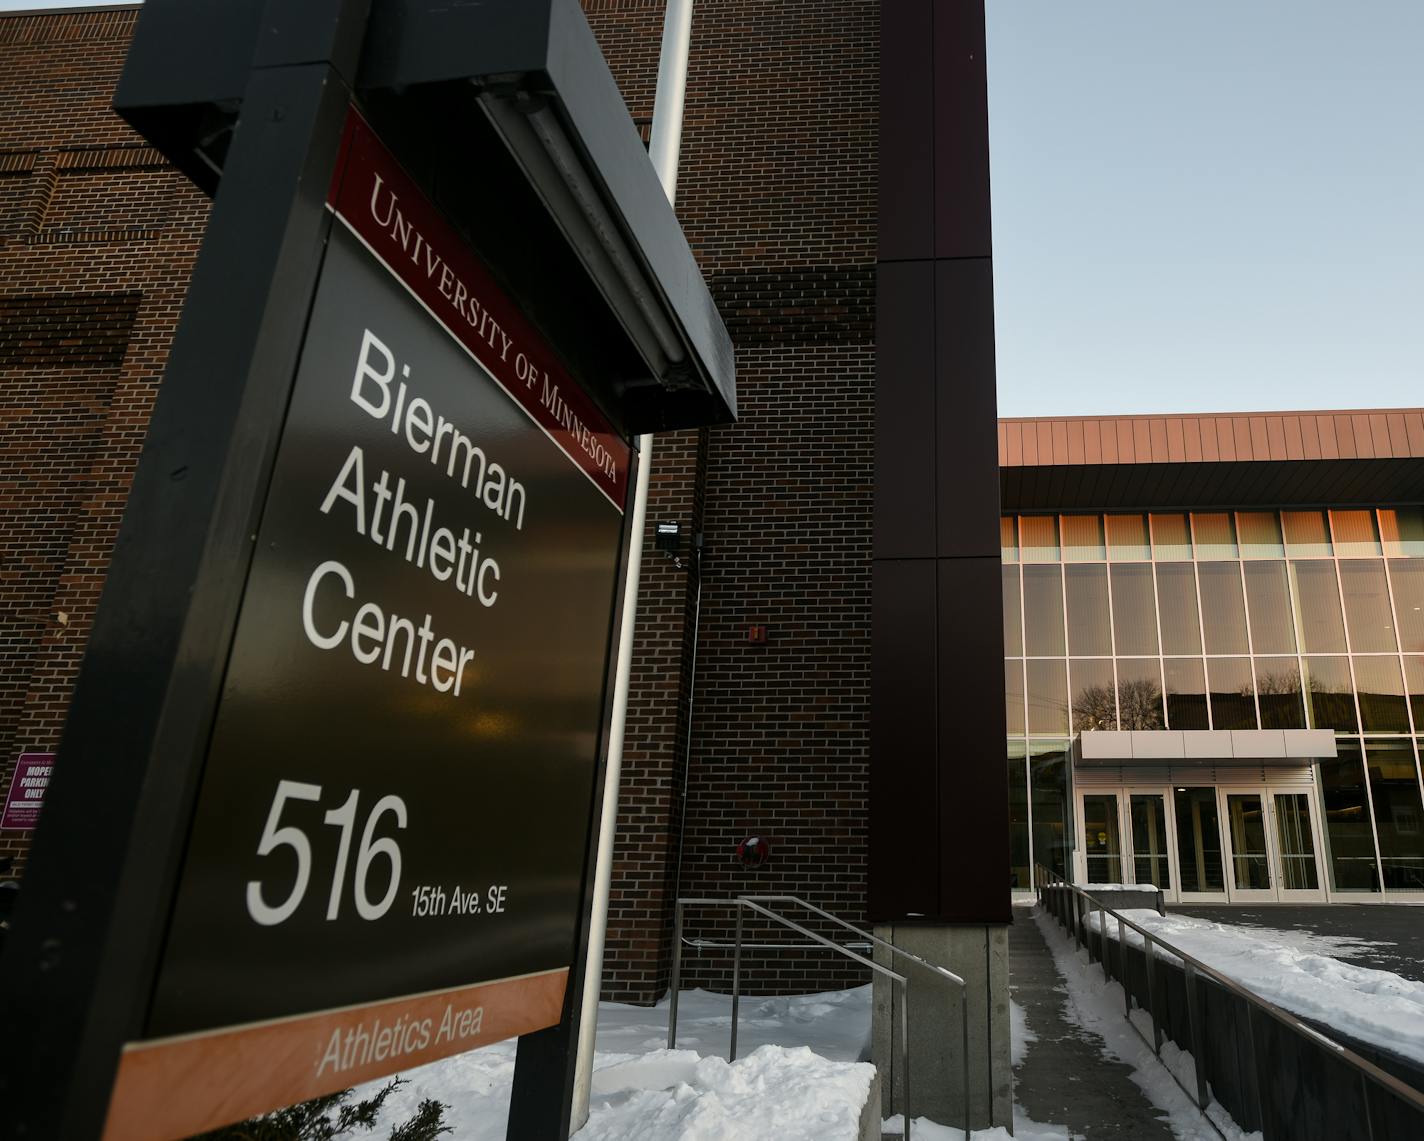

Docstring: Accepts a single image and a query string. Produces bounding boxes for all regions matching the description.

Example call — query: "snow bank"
[355,988,876,1139]
[1087,909,1424,1065]
[359,1040,875,1140]
[579,1045,874,1141]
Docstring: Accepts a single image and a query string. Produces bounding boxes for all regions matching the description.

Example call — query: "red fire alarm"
[746,624,769,644]
[737,836,770,868]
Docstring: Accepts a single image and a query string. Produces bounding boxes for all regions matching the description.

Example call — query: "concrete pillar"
[871,923,1012,1131]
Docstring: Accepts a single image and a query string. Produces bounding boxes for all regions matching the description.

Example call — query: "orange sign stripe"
[102,968,568,1141]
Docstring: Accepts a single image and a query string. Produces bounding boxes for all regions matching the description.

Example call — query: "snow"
[356,986,878,1140]
[617,984,872,1063]
[1035,907,1260,1141]
[577,1045,875,1141]
[1009,998,1035,1069]
[354,978,1076,1139]
[1085,909,1424,1065]
[882,1111,1070,1140]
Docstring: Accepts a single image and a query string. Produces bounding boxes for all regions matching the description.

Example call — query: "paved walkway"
[1009,906,1176,1139]
[1171,903,1424,983]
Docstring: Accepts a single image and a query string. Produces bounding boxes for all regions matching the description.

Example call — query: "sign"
[102,110,629,1140]
[1,753,54,831]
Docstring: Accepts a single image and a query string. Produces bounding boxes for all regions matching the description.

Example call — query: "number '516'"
[246,780,407,926]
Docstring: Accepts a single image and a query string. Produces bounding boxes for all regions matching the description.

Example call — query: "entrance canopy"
[1076,729,1336,766]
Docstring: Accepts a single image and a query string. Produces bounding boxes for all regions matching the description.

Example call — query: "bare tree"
[1072,678,1164,733]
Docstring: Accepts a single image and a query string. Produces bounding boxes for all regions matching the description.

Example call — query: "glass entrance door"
[1269,791,1327,901]
[1174,787,1228,900]
[1082,794,1123,883]
[1078,784,1328,902]
[1223,792,1276,901]
[1128,793,1171,891]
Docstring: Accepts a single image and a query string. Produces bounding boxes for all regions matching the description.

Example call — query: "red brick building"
[0,7,209,875]
[583,0,877,1002]
[0,2,995,1015]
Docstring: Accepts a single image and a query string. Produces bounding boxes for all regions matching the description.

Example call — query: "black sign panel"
[147,218,624,1034]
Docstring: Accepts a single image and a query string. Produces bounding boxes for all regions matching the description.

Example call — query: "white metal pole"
[569,1,694,1133]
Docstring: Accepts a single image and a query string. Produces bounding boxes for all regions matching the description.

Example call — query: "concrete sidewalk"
[1009,906,1175,1139]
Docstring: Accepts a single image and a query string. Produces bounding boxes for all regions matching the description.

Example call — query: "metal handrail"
[1035,864,1424,1139]
[741,893,971,1140]
[668,895,975,1141]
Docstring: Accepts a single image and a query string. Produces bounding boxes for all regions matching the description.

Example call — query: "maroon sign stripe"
[328,108,630,512]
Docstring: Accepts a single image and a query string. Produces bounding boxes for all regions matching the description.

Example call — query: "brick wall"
[0,7,208,878]
[0,3,881,1002]
[584,0,877,1000]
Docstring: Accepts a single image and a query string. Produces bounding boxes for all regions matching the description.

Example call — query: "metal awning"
[1076,729,1337,765]
[114,0,734,437]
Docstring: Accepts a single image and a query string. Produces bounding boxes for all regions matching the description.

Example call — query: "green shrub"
[189,1079,450,1141]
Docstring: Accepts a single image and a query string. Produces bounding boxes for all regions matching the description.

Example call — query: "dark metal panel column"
[870,559,940,917]
[872,0,1008,924]
[874,261,938,560]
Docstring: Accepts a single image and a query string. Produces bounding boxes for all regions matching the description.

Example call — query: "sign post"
[0,2,733,1138]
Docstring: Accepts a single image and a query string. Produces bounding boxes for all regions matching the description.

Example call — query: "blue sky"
[8,1,1421,418]
[985,0,1424,417]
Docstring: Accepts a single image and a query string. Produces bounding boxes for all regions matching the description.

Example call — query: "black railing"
[1036,864,1424,1140]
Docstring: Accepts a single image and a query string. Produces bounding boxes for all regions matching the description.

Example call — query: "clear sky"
[985,0,1424,418]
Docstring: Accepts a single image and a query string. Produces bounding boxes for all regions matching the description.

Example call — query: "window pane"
[1117,658,1165,729]
[1303,656,1359,732]
[1110,564,1159,656]
[1282,510,1332,557]
[1164,657,1209,729]
[1023,565,1065,656]
[1364,739,1424,891]
[1071,658,1117,733]
[1354,656,1409,733]
[1243,561,1297,654]
[1197,562,1249,654]
[1207,657,1257,730]
[1008,746,1030,891]
[1237,511,1284,559]
[1290,560,1347,652]
[1381,508,1424,557]
[1192,512,1238,560]
[1061,514,1105,562]
[1005,661,1026,736]
[1029,743,1070,879]
[1340,560,1397,652]
[1390,560,1424,652]
[1020,515,1060,563]
[1026,659,1068,734]
[1155,563,1202,655]
[1318,742,1380,892]
[1002,565,1022,656]
[1255,657,1306,729]
[1065,563,1112,656]
[1406,657,1424,731]
[1331,509,1381,557]
[1105,513,1151,560]
[1001,516,1018,563]
[1151,513,1192,560]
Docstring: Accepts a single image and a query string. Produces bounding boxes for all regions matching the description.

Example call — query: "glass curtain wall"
[1003,507,1424,894]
